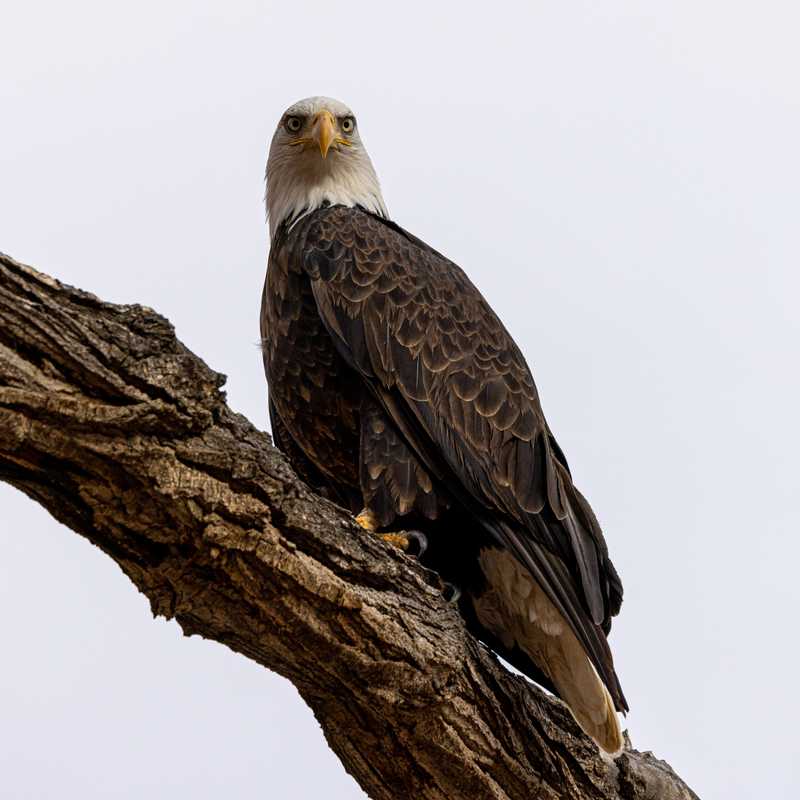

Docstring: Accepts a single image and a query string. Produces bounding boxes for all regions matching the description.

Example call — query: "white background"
[2,2,799,797]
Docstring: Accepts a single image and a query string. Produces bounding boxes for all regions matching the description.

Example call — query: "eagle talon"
[404,530,428,558]
[355,509,380,532]
[377,530,427,557]
[379,532,409,550]
[442,582,461,605]
[358,510,428,558]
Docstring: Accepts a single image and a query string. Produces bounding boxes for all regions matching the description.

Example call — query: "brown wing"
[359,394,449,526]
[293,206,626,711]
[269,398,362,513]
[260,238,362,494]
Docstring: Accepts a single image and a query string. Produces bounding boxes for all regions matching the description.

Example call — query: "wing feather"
[296,206,626,711]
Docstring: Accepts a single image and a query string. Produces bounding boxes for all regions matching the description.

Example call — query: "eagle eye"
[285,116,303,134]
[341,116,355,134]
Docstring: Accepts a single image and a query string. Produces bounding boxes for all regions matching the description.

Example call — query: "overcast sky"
[2,2,799,798]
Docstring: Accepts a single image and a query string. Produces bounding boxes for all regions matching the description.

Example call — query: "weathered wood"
[0,251,698,800]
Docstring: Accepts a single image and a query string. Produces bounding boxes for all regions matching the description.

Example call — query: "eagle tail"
[545,633,624,755]
[474,548,623,754]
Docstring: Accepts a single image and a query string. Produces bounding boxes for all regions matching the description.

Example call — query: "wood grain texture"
[0,251,698,800]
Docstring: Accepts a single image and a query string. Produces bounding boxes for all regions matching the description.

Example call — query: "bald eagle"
[261,96,627,753]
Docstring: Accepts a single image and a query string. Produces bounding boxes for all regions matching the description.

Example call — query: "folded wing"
[294,206,626,712]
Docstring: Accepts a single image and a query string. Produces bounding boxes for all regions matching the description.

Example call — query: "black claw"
[404,530,428,558]
[442,582,461,605]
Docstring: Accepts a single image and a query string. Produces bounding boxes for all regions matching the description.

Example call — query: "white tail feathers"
[543,631,623,755]
[474,548,623,755]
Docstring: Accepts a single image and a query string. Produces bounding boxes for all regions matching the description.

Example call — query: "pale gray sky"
[2,2,799,798]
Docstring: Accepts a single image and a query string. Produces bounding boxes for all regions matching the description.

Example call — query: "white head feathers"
[265,96,388,237]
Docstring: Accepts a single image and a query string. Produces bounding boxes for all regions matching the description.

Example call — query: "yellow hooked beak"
[312,109,336,159]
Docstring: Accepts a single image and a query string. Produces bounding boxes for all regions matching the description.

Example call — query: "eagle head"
[265,96,388,236]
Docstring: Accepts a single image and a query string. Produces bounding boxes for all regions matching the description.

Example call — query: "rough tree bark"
[0,251,698,800]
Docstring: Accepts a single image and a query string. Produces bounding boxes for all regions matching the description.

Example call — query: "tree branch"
[0,251,698,800]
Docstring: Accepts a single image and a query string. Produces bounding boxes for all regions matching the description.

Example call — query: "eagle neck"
[266,150,388,238]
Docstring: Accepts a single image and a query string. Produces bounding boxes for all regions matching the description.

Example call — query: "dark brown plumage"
[261,205,628,725]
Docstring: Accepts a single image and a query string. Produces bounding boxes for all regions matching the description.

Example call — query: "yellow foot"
[379,530,428,557]
[356,509,380,532]
[356,509,428,557]
[380,532,412,551]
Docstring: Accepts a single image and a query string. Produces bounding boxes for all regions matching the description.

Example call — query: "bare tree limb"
[0,251,698,800]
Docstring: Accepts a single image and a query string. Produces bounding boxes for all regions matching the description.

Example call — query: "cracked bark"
[0,251,699,800]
